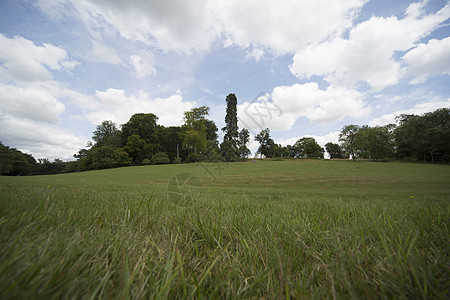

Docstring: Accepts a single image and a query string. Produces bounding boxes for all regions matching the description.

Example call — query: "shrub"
[150,152,170,165]
[172,157,182,164]
[141,158,151,165]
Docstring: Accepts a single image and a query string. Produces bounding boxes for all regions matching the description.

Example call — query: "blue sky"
[0,0,449,160]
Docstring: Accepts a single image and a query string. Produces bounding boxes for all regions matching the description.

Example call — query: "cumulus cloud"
[0,113,87,160]
[290,1,450,90]
[38,0,222,54]
[237,83,369,134]
[130,54,156,79]
[272,83,370,123]
[219,0,365,56]
[81,88,196,126]
[0,33,79,82]
[237,92,296,133]
[0,83,65,123]
[369,99,450,126]
[37,0,365,56]
[403,37,450,84]
[0,33,87,159]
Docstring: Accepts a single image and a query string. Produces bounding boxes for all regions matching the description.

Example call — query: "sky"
[0,0,449,160]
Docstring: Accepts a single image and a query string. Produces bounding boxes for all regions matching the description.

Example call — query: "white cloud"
[403,37,450,84]
[0,33,79,82]
[290,1,450,90]
[0,113,87,160]
[130,54,156,79]
[237,96,296,133]
[237,83,369,134]
[83,88,196,126]
[0,83,65,123]
[44,0,222,54]
[369,99,450,126]
[272,83,370,123]
[37,0,366,56]
[219,0,365,56]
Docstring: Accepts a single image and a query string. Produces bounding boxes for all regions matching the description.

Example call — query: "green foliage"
[204,119,219,147]
[325,142,347,159]
[339,124,360,161]
[92,120,121,147]
[0,142,36,175]
[395,108,450,162]
[89,145,131,169]
[150,152,170,165]
[124,134,153,164]
[172,157,182,164]
[255,128,275,158]
[183,106,209,129]
[294,137,324,159]
[34,158,66,175]
[121,113,160,147]
[357,125,395,160]
[237,128,251,158]
[221,93,239,160]
[183,106,217,156]
[141,158,151,165]
[183,130,206,154]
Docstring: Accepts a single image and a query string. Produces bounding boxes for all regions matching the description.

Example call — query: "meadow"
[0,159,449,299]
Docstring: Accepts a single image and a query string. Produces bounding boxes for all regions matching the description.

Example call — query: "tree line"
[253,107,450,162]
[1,95,448,175]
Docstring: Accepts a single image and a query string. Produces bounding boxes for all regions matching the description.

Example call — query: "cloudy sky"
[1,0,449,160]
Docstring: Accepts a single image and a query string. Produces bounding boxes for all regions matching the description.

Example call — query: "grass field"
[0,160,449,299]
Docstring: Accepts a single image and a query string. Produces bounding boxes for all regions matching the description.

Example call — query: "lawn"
[0,160,449,299]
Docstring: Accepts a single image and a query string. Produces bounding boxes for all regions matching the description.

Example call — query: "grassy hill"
[1,160,449,299]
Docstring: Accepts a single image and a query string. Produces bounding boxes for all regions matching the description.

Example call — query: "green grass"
[0,160,449,299]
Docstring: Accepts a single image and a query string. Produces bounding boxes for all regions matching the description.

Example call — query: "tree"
[294,137,324,159]
[237,128,251,158]
[124,134,153,164]
[159,126,188,162]
[183,106,210,154]
[255,128,275,158]
[90,145,131,169]
[183,130,206,154]
[362,125,395,160]
[183,106,209,129]
[339,125,360,161]
[272,144,290,158]
[325,142,347,159]
[221,93,239,161]
[121,113,160,147]
[92,120,121,147]
[422,108,450,162]
[395,108,450,162]
[0,142,36,175]
[204,119,219,147]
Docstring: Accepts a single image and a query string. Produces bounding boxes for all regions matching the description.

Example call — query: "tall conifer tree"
[220,93,239,160]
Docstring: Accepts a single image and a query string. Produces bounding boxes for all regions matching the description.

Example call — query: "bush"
[186,153,206,163]
[141,158,151,165]
[151,152,170,165]
[172,157,182,164]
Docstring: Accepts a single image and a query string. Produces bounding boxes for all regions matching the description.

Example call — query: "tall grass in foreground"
[0,183,448,299]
